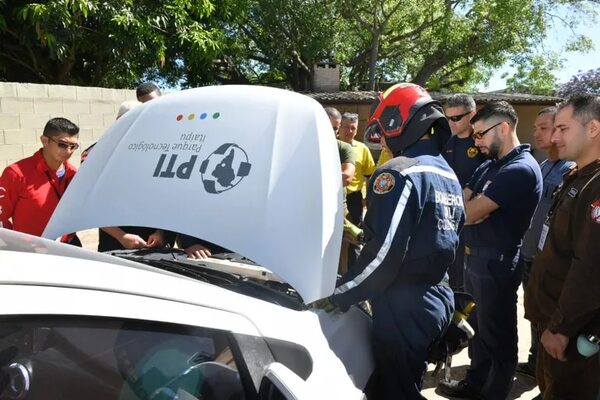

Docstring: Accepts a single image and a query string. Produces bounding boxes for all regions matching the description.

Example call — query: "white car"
[0,86,374,400]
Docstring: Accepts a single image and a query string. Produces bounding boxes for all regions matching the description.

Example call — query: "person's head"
[117,100,142,119]
[364,83,450,156]
[338,112,359,143]
[533,106,557,151]
[40,117,80,166]
[445,94,476,138]
[553,94,600,167]
[136,82,161,103]
[324,107,342,136]
[470,101,519,159]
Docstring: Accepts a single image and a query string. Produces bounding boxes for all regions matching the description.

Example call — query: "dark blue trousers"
[370,284,454,400]
[464,252,522,400]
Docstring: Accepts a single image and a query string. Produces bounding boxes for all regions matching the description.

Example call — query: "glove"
[309,297,343,313]
[343,218,364,245]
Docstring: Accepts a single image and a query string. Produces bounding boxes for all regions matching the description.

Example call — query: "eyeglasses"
[45,135,80,151]
[472,122,503,140]
[446,111,471,122]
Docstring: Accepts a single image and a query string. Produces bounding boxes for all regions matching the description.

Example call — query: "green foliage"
[504,54,563,95]
[0,0,597,91]
[0,0,224,87]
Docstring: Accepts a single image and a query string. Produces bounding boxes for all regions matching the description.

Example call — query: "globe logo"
[199,143,252,194]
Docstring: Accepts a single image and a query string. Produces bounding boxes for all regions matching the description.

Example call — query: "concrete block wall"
[313,63,340,92]
[0,82,136,170]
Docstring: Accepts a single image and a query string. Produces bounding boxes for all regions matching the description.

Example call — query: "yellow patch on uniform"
[467,146,479,158]
[373,172,395,194]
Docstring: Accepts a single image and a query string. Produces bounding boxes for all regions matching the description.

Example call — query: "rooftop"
[306,91,562,105]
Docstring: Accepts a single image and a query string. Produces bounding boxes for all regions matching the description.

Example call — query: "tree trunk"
[368,34,379,90]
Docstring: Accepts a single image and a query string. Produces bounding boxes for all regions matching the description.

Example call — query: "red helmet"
[364,83,450,155]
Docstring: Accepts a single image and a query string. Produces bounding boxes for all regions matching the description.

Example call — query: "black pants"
[520,256,539,366]
[346,190,363,267]
[464,252,522,400]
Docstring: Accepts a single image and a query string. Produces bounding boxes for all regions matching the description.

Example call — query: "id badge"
[538,223,550,251]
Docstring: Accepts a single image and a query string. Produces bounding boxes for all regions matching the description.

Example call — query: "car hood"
[43,85,343,303]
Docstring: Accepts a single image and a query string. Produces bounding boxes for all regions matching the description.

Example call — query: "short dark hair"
[537,106,557,117]
[43,117,79,137]
[136,82,161,99]
[557,93,600,125]
[324,107,341,119]
[470,101,518,127]
[445,94,476,112]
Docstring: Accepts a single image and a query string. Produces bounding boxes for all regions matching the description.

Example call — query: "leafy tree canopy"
[0,0,227,87]
[0,0,598,92]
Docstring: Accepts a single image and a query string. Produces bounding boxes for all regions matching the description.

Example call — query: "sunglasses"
[472,122,503,140]
[45,135,80,151]
[446,111,471,122]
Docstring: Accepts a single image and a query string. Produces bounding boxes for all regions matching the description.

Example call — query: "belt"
[464,245,506,262]
[396,275,450,287]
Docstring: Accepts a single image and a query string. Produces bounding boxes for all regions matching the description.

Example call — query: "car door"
[0,284,266,400]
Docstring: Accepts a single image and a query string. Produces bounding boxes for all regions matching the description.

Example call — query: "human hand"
[185,244,212,259]
[146,230,166,248]
[541,329,569,361]
[119,234,147,249]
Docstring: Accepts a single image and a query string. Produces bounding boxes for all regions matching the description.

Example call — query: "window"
[0,316,246,400]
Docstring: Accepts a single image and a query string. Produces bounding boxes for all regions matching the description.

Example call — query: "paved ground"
[422,286,540,399]
[79,228,541,399]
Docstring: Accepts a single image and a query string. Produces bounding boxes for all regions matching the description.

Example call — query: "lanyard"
[44,171,63,200]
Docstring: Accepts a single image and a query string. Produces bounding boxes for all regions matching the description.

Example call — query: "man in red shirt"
[0,117,79,241]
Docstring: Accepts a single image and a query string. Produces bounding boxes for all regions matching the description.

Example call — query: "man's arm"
[332,170,418,308]
[0,168,19,230]
[546,189,600,340]
[463,187,499,225]
[341,162,355,187]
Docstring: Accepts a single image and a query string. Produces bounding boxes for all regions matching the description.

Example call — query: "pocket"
[486,258,520,289]
[541,272,563,303]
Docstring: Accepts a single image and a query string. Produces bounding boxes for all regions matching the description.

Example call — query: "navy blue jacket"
[443,135,486,188]
[463,144,542,253]
[332,140,465,308]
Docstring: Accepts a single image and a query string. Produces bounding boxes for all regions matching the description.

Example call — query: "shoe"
[437,379,481,399]
[515,361,536,378]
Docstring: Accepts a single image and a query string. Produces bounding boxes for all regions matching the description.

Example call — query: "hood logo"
[200,143,252,194]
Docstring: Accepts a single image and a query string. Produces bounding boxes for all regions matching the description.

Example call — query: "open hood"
[43,85,343,303]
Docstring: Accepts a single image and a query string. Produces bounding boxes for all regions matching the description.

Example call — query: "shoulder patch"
[373,172,395,194]
[467,146,478,158]
[591,199,600,225]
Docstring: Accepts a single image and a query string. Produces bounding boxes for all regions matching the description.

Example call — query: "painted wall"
[0,82,135,169]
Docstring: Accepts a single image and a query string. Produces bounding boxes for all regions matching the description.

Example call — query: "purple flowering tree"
[558,68,600,97]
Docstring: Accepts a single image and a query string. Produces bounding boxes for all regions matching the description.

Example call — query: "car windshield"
[0,316,246,400]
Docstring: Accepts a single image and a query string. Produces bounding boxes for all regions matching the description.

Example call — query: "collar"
[496,144,531,167]
[401,139,440,158]
[573,158,600,177]
[34,149,55,174]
